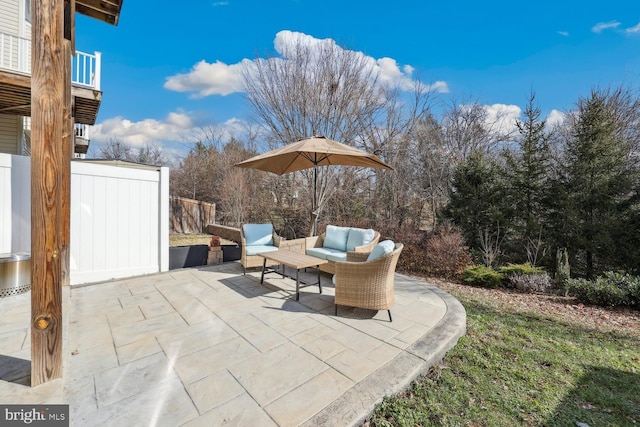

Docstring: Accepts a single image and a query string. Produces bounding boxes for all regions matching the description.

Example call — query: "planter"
[0,252,31,297]
[222,244,242,262]
[169,245,209,270]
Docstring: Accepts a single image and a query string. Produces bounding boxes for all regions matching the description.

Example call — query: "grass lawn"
[169,233,236,247]
[368,281,640,426]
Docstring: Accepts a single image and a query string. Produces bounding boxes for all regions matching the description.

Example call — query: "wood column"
[62,0,75,287]
[31,0,68,386]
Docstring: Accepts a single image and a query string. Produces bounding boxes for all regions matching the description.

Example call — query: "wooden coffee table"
[258,250,328,300]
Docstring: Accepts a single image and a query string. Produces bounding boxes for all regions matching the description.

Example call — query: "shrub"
[498,263,545,276]
[391,229,428,274]
[423,222,473,279]
[390,223,472,279]
[498,263,554,293]
[461,265,505,288]
[567,272,640,309]
[507,273,554,293]
[555,248,570,292]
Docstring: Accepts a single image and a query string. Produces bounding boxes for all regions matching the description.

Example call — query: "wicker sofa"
[333,242,403,322]
[305,225,380,274]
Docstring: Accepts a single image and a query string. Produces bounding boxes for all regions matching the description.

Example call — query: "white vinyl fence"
[0,154,169,285]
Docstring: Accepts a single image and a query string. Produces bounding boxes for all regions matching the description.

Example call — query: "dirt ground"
[424,276,640,339]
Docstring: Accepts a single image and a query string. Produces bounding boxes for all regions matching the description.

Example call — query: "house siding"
[0,0,21,72]
[0,115,20,154]
[0,0,20,35]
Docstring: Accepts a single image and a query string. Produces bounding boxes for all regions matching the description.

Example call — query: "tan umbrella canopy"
[235,135,392,174]
[235,135,393,234]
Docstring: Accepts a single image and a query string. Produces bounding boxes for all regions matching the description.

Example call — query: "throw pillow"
[323,225,350,251]
[366,240,395,262]
[346,228,375,251]
[243,224,274,246]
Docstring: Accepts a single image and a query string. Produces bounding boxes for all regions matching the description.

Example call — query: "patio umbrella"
[235,135,393,235]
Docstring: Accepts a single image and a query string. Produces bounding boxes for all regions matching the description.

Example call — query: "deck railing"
[0,32,101,90]
[21,117,90,156]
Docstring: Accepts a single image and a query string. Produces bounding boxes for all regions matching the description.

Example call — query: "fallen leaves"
[420,276,640,339]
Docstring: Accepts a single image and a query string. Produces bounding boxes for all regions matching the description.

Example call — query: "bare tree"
[98,137,132,160]
[169,128,277,227]
[526,227,547,267]
[479,224,505,268]
[136,143,169,166]
[171,125,232,202]
[243,35,436,234]
[96,137,170,167]
[409,114,453,229]
[439,98,515,162]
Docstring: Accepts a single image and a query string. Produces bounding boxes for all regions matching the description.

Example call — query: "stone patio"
[0,262,466,426]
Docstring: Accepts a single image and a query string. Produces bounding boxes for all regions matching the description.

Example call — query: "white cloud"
[221,117,249,137]
[164,59,251,97]
[212,1,228,6]
[373,57,414,90]
[483,103,521,135]
[92,114,190,148]
[546,109,565,127]
[92,112,245,146]
[273,30,325,56]
[164,30,448,98]
[90,113,251,161]
[625,22,640,34]
[558,31,569,37]
[428,81,449,93]
[592,21,621,33]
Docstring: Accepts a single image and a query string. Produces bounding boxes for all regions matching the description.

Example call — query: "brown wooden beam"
[0,104,31,113]
[64,0,75,53]
[75,0,122,25]
[31,0,66,386]
[0,70,31,88]
[62,39,73,288]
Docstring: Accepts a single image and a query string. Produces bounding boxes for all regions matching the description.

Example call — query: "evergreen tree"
[502,93,552,264]
[442,152,509,253]
[563,89,634,278]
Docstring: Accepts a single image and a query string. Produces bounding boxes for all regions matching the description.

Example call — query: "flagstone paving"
[0,262,466,426]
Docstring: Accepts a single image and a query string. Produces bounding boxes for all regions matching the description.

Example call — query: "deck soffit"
[0,70,101,124]
[76,0,123,25]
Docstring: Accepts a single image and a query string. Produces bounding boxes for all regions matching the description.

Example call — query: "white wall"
[0,154,29,253]
[0,153,170,285]
[0,155,11,253]
[10,154,29,252]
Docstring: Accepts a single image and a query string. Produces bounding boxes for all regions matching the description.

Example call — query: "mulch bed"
[417,275,640,339]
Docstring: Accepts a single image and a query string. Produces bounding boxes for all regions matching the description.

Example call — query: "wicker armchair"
[240,224,284,274]
[333,243,403,322]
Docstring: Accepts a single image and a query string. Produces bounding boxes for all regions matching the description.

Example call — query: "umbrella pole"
[313,166,318,236]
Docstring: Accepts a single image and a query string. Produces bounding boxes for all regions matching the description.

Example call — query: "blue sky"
[75,0,640,159]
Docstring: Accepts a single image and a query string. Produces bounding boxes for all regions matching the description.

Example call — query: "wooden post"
[31,0,67,386]
[62,0,75,288]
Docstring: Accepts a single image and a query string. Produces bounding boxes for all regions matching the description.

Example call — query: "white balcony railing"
[22,117,91,156]
[0,32,101,90]
[73,50,101,90]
